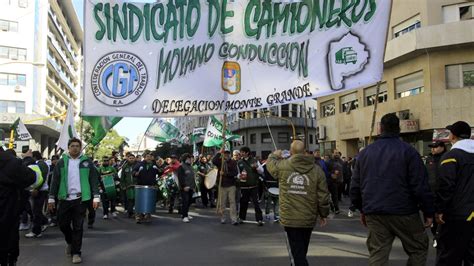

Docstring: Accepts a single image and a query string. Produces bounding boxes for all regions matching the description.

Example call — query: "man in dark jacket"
[435,121,474,266]
[213,149,239,225]
[350,113,434,266]
[328,150,344,214]
[177,153,196,223]
[133,152,160,223]
[0,148,36,266]
[267,140,329,266]
[425,141,446,247]
[237,147,264,225]
[120,153,137,218]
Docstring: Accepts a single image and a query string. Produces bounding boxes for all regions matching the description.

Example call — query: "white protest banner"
[83,0,392,117]
[203,116,239,147]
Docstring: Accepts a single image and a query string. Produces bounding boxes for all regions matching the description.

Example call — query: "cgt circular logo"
[91,52,148,107]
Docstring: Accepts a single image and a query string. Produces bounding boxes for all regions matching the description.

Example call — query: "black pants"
[101,193,116,216]
[20,191,32,225]
[58,199,87,256]
[285,227,313,266]
[31,191,48,235]
[327,182,339,212]
[200,181,214,207]
[0,218,20,266]
[180,190,193,218]
[436,220,474,266]
[87,201,95,226]
[239,187,263,222]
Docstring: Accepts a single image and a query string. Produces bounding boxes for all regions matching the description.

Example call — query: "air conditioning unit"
[316,126,326,140]
[14,85,22,93]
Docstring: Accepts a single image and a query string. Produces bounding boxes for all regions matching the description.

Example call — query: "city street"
[18,201,436,266]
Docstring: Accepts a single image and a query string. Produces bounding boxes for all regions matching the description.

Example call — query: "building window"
[281,104,289,117]
[460,4,474,21]
[340,92,359,113]
[0,100,25,113]
[309,134,314,144]
[0,73,26,86]
[18,0,28,8]
[0,46,26,60]
[261,133,272,144]
[320,100,335,117]
[250,134,256,144]
[446,63,474,89]
[364,83,388,106]
[395,71,424,98]
[290,104,298,117]
[278,132,289,143]
[393,15,421,38]
[0,19,18,32]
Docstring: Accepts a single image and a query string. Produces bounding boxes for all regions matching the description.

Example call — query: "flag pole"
[8,129,14,149]
[368,81,382,144]
[216,113,227,215]
[136,119,154,155]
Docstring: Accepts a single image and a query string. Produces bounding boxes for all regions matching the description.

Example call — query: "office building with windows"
[317,0,474,157]
[0,0,82,156]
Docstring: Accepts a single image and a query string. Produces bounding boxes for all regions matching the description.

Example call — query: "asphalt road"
[18,199,436,266]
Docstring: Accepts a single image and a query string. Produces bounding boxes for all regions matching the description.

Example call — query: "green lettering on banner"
[257,0,272,40]
[151,4,165,41]
[112,4,128,41]
[273,3,290,35]
[128,4,144,43]
[364,0,377,21]
[187,0,200,37]
[244,0,260,38]
[207,0,219,37]
[94,3,105,40]
[165,1,179,42]
[220,0,234,35]
[311,0,328,31]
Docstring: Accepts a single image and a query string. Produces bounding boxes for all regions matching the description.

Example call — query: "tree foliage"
[154,142,193,159]
[76,119,125,161]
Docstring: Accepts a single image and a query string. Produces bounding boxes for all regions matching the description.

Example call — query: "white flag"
[11,118,32,141]
[56,102,78,150]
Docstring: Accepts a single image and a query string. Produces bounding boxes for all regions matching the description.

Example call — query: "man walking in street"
[350,113,434,266]
[435,121,474,266]
[0,148,36,266]
[177,153,196,223]
[266,140,329,266]
[237,147,264,225]
[425,141,447,247]
[98,157,118,219]
[328,150,344,214]
[120,153,137,218]
[213,149,239,225]
[48,138,100,264]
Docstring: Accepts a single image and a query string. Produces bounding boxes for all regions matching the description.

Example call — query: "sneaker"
[433,239,437,248]
[238,219,244,224]
[335,210,341,215]
[265,215,271,220]
[103,215,108,219]
[25,232,42,238]
[65,244,72,257]
[274,216,280,223]
[257,221,264,226]
[72,254,82,264]
[49,222,57,227]
[19,223,30,231]
[182,217,190,223]
[220,218,226,224]
[232,221,239,226]
[187,215,193,220]
[348,210,354,218]
[41,225,48,232]
[112,212,118,218]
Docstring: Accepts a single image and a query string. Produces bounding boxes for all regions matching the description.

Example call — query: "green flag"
[10,118,32,141]
[82,116,122,146]
[203,116,240,147]
[145,119,187,143]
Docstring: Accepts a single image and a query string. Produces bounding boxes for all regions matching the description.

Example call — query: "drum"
[205,168,218,189]
[268,187,280,196]
[102,175,116,199]
[134,185,157,214]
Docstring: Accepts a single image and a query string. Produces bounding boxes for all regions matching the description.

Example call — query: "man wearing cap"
[213,149,239,225]
[425,141,447,247]
[435,121,474,266]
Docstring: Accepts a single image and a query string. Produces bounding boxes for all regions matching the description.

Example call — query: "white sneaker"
[25,232,42,238]
[348,210,354,218]
[220,218,226,224]
[72,254,82,264]
[182,217,190,223]
[187,215,193,220]
[433,239,437,248]
[41,225,48,232]
[103,215,108,219]
[112,212,118,218]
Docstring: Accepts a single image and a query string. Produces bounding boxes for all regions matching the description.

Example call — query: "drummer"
[195,156,215,208]
[120,153,137,218]
[163,155,181,214]
[98,157,118,219]
[262,161,280,222]
[132,152,160,223]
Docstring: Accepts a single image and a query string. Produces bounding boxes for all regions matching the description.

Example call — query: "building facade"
[0,0,82,156]
[316,0,474,158]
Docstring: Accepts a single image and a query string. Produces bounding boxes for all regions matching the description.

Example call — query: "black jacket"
[436,139,474,221]
[177,163,196,190]
[0,151,36,228]
[350,133,434,216]
[425,152,445,193]
[133,161,159,186]
[212,153,238,188]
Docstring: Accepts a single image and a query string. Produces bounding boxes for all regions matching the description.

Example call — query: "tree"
[75,120,95,157]
[94,130,125,161]
[154,142,193,159]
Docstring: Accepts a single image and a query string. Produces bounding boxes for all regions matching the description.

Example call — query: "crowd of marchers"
[0,113,472,266]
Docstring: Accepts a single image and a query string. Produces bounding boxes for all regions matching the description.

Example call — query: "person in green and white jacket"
[48,138,100,264]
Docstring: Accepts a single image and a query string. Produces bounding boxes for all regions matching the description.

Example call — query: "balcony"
[228,117,316,132]
[385,20,474,65]
[48,11,77,67]
[48,33,77,77]
[47,54,76,95]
